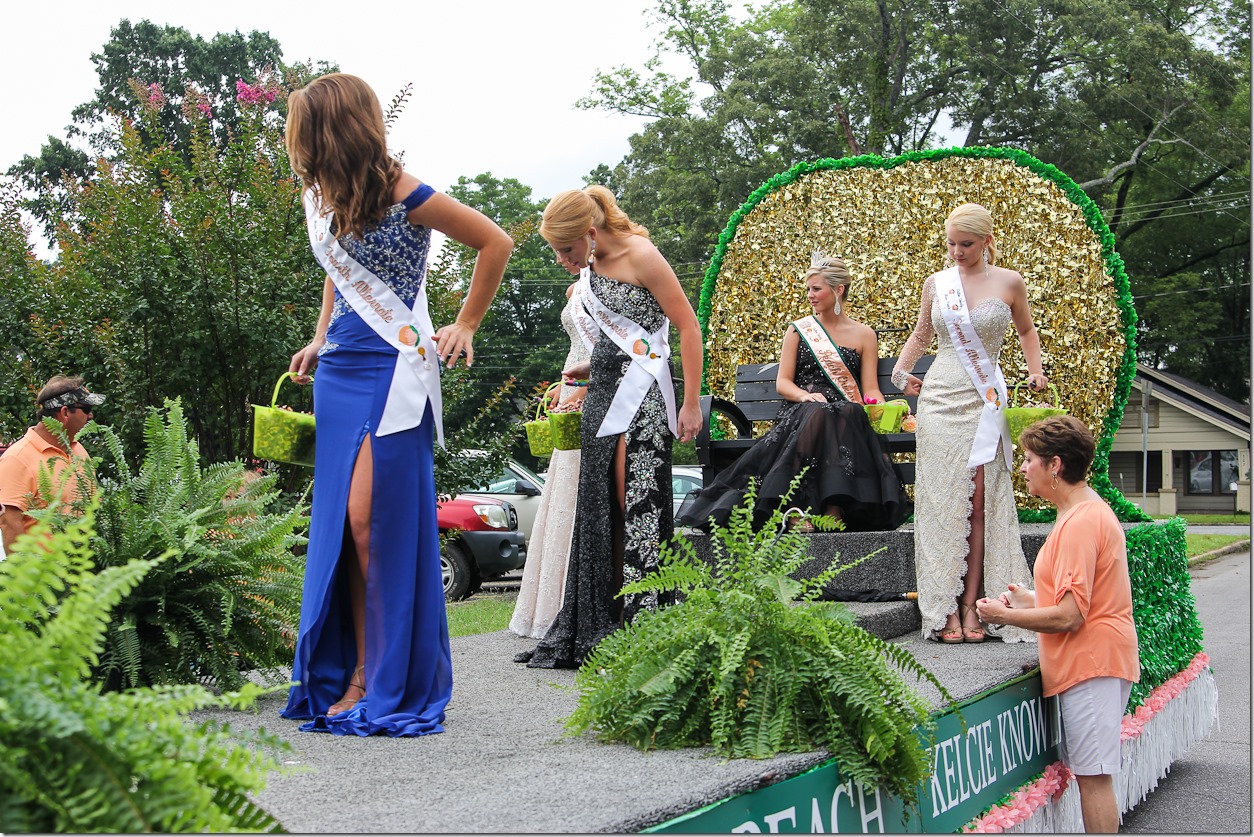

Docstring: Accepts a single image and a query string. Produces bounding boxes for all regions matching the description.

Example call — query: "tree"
[9,19,334,239]
[580,0,1250,398]
[3,75,324,462]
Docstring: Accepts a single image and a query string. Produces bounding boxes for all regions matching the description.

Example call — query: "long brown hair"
[286,73,401,239]
[540,185,649,245]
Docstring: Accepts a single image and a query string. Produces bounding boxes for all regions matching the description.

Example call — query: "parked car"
[437,494,526,601]
[465,457,546,545]
[672,465,704,517]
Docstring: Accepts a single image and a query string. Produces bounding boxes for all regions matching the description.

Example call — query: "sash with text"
[935,267,1012,469]
[792,315,864,404]
[573,268,678,437]
[303,190,444,445]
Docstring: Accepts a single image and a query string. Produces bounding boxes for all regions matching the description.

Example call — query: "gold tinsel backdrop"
[698,149,1142,515]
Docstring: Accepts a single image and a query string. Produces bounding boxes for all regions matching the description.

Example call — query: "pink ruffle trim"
[961,652,1210,833]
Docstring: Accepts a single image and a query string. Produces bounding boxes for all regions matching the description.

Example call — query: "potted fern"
[36,399,308,691]
[566,480,951,807]
[0,507,288,832]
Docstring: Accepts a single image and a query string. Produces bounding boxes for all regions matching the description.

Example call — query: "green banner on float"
[648,673,1060,834]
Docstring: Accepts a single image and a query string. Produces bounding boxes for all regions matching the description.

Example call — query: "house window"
[1187,450,1239,495]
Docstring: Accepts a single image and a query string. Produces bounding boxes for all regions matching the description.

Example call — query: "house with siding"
[1110,364,1251,516]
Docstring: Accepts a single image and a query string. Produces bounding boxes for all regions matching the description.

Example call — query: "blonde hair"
[946,202,998,265]
[540,185,649,245]
[803,256,852,302]
[286,73,402,240]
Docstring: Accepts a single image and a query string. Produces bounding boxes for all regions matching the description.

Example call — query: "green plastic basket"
[547,408,583,450]
[252,372,316,467]
[524,383,560,459]
[1004,382,1067,444]
[864,399,910,434]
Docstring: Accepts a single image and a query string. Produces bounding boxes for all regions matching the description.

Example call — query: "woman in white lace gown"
[892,203,1047,644]
[508,282,590,638]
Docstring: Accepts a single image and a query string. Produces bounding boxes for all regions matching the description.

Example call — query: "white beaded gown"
[508,293,590,639]
[894,275,1034,643]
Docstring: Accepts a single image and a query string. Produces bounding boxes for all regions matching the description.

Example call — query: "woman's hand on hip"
[434,322,475,367]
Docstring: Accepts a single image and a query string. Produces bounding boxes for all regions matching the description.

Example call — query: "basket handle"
[536,381,562,420]
[271,371,311,408]
[1011,380,1060,408]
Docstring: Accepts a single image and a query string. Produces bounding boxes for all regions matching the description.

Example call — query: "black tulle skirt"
[677,399,911,532]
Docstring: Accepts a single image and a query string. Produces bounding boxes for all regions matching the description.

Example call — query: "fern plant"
[0,507,288,832]
[566,478,951,807]
[37,398,308,691]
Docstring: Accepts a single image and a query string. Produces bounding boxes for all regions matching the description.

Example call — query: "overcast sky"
[1,0,696,201]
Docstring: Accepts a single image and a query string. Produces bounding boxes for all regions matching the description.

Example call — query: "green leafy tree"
[0,183,47,443]
[5,75,325,463]
[0,506,287,832]
[9,19,334,238]
[583,0,1249,398]
[429,173,576,471]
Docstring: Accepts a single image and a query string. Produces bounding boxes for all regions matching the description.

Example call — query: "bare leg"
[611,435,627,623]
[329,435,373,714]
[958,465,987,639]
[1075,773,1119,833]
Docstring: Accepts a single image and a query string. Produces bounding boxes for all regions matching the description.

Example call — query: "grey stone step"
[843,599,921,640]
[678,523,1055,597]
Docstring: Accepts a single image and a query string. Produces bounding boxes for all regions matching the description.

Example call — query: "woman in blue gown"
[278,74,511,736]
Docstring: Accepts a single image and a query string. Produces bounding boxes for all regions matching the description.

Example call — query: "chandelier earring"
[982,247,988,266]
[832,293,842,317]
[1051,472,1058,491]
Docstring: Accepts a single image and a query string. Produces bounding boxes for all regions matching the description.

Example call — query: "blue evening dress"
[280,183,453,736]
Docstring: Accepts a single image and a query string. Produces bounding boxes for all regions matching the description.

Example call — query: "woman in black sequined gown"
[677,257,911,533]
[518,186,703,669]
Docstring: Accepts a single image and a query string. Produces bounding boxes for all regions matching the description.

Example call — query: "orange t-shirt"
[0,427,92,532]
[1034,500,1140,696]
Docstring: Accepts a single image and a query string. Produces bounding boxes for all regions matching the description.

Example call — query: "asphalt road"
[1120,549,1252,834]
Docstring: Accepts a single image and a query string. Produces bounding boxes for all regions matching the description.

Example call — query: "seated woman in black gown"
[677,253,911,533]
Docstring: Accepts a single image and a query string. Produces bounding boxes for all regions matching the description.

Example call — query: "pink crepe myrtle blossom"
[236,79,279,105]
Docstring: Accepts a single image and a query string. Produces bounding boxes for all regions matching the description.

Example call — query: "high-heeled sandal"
[960,603,986,643]
[931,626,964,644]
[327,665,365,716]
[930,613,964,644]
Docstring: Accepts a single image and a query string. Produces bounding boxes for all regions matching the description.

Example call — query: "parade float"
[642,146,1216,832]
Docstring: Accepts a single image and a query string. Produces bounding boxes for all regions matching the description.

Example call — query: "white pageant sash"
[303,190,444,445]
[935,267,1012,469]
[791,316,864,404]
[568,280,599,356]
[574,268,678,437]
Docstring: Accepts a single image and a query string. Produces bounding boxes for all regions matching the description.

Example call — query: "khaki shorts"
[1058,676,1133,775]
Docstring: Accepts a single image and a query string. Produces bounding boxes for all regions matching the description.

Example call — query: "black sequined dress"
[677,339,911,532]
[522,270,675,669]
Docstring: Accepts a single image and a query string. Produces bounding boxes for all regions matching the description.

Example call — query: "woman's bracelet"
[564,379,589,387]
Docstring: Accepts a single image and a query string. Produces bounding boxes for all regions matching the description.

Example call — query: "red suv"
[437,494,526,601]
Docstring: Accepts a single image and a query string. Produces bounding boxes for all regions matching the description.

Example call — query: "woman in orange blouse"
[977,415,1139,833]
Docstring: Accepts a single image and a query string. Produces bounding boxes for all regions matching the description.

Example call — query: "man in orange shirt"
[0,375,104,553]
